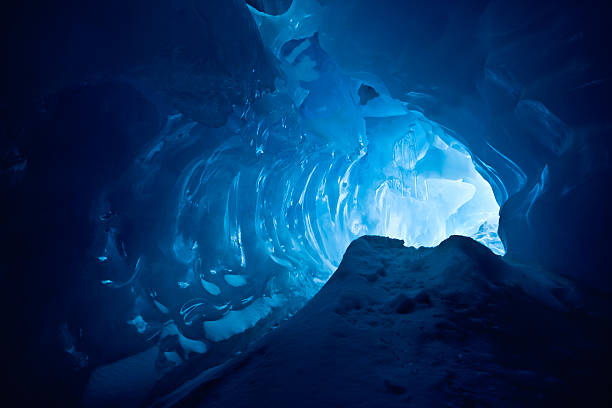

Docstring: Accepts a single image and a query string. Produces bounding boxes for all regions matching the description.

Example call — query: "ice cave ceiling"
[89,1,516,348]
[1,0,611,406]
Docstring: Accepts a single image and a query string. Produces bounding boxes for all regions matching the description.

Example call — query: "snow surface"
[165,235,611,408]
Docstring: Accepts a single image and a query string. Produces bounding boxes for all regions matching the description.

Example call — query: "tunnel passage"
[3,0,611,406]
[85,8,514,369]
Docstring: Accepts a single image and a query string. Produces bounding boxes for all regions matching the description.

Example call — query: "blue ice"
[110,0,509,364]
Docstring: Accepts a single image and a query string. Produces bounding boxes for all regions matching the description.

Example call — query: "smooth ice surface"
[166,26,505,311]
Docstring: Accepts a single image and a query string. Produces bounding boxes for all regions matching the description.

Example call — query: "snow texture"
[173,235,610,407]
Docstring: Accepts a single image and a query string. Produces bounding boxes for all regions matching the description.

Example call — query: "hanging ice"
[164,31,504,333]
[96,2,506,366]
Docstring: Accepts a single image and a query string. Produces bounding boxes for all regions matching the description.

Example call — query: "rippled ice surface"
[91,4,506,367]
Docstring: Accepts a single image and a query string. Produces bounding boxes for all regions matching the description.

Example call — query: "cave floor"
[162,235,611,408]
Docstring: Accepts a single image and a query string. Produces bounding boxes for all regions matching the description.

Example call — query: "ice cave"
[2,0,611,407]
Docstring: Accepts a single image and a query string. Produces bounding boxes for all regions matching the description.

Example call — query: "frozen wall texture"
[1,0,611,406]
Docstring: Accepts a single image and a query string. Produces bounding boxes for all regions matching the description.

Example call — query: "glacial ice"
[159,30,505,347]
[95,0,507,365]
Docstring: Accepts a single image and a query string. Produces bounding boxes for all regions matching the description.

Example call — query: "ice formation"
[95,0,507,365]
[170,31,504,295]
[9,1,610,405]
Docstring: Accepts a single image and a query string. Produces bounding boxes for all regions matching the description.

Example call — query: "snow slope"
[171,235,611,407]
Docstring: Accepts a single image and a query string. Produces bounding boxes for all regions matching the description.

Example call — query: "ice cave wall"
[2,0,611,404]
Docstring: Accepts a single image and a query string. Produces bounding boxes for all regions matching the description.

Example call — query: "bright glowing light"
[124,8,508,346]
[162,29,507,336]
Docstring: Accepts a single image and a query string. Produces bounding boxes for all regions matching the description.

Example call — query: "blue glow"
[140,29,506,353]
[9,1,609,405]
[96,0,508,362]
[164,27,505,312]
